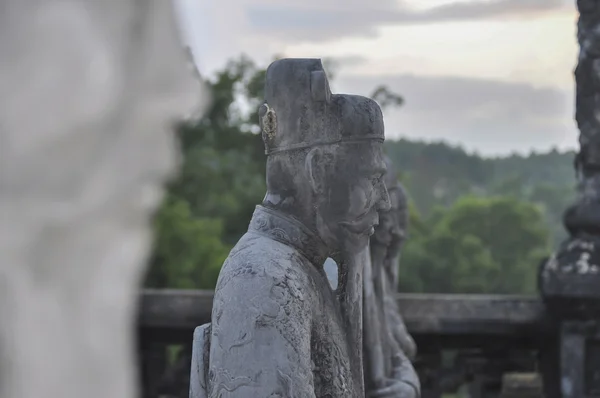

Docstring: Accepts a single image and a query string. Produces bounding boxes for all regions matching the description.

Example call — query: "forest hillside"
[145,55,577,295]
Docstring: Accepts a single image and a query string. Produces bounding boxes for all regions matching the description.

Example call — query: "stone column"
[538,1,600,397]
[0,2,203,398]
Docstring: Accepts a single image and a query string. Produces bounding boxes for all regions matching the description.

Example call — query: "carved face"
[312,142,391,254]
[373,187,407,258]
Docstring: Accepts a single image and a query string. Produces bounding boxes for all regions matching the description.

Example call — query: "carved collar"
[248,205,329,267]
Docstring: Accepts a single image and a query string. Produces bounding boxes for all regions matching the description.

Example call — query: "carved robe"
[208,206,360,397]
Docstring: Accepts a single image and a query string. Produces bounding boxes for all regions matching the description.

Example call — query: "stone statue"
[191,58,391,398]
[363,156,420,398]
[376,158,417,362]
[0,2,202,398]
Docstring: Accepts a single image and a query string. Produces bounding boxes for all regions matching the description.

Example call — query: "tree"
[146,54,412,290]
[145,55,268,288]
[398,196,551,294]
[384,138,576,240]
[146,195,229,289]
[145,54,559,295]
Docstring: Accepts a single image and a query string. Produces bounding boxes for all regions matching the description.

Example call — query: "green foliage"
[147,195,229,289]
[145,54,573,295]
[385,139,576,246]
[145,55,268,289]
[399,196,550,294]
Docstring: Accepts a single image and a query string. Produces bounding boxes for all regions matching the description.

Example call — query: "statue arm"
[368,350,420,398]
[384,295,417,361]
[372,265,420,398]
[208,271,316,398]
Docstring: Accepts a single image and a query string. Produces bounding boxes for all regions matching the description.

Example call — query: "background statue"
[377,158,417,361]
[192,58,391,397]
[363,156,420,397]
[0,2,201,398]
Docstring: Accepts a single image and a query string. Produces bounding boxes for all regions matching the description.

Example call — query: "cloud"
[174,0,578,155]
[176,0,574,78]
[411,0,568,22]
[333,73,577,155]
[327,55,369,66]
[246,0,570,42]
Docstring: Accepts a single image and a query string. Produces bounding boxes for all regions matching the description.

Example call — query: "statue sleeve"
[208,270,316,398]
[384,295,417,361]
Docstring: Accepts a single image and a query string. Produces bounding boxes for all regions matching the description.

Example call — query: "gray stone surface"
[190,325,211,398]
[0,2,202,398]
[540,0,600,304]
[195,58,391,397]
[141,290,551,343]
[537,2,600,397]
[379,159,416,361]
[364,158,419,397]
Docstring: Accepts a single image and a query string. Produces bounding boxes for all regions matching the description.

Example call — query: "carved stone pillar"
[538,1,600,397]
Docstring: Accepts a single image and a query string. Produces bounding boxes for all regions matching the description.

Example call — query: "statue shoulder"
[208,235,317,397]
[214,258,313,312]
[216,233,313,298]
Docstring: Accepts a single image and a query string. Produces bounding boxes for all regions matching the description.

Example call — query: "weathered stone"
[540,0,600,305]
[192,58,391,397]
[143,291,554,397]
[0,2,202,398]
[364,157,419,397]
[141,290,552,344]
[190,325,211,398]
[379,160,417,361]
[537,1,600,397]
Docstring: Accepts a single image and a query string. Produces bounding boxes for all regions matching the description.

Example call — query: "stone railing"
[137,289,557,398]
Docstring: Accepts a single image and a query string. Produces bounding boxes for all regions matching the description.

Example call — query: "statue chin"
[316,216,372,256]
[343,231,373,253]
[323,233,371,257]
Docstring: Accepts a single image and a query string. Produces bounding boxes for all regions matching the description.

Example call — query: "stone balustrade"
[137,290,555,398]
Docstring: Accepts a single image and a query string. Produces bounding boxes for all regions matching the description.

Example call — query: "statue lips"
[339,211,379,237]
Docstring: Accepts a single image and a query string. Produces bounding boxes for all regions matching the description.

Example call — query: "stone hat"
[383,155,408,223]
[259,58,385,155]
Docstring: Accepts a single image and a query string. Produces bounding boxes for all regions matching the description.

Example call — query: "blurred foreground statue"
[190,58,390,397]
[363,157,419,398]
[0,1,202,398]
[538,1,600,397]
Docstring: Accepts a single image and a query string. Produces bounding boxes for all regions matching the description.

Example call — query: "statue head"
[260,58,390,256]
[371,156,408,258]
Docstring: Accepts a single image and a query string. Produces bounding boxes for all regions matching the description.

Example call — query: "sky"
[174,0,578,156]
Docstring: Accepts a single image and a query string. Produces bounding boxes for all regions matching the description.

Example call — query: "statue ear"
[305,147,334,194]
[259,102,277,151]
